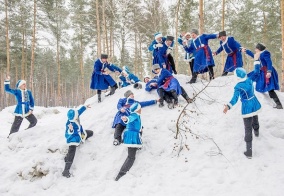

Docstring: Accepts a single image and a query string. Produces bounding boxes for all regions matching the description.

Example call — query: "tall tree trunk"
[5,0,10,76]
[56,1,61,105]
[174,0,181,73]
[30,0,37,92]
[96,0,101,57]
[221,0,225,75]
[102,0,108,55]
[199,0,204,34]
[281,0,284,91]
[21,13,26,79]
[80,26,85,101]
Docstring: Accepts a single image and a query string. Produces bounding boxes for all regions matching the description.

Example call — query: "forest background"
[1,0,283,109]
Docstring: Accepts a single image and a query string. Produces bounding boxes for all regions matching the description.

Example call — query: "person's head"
[154,32,163,43]
[16,80,26,90]
[101,54,108,63]
[218,31,227,41]
[184,32,191,40]
[67,109,79,122]
[190,29,199,39]
[124,90,134,99]
[234,67,247,81]
[152,64,161,74]
[143,76,150,83]
[130,102,142,114]
[166,36,174,46]
[121,70,128,77]
[255,43,266,53]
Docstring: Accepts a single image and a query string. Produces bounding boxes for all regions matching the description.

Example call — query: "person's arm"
[4,76,17,95]
[94,60,103,75]
[148,40,163,51]
[245,49,254,58]
[78,105,87,116]
[262,52,273,72]
[215,44,223,55]
[139,100,157,107]
[28,90,35,111]
[227,87,240,109]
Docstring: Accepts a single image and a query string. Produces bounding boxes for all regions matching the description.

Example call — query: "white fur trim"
[67,142,80,146]
[18,80,26,88]
[122,143,143,148]
[228,103,233,109]
[155,33,163,40]
[254,61,260,65]
[221,36,229,46]
[4,81,10,84]
[236,76,247,82]
[242,108,261,118]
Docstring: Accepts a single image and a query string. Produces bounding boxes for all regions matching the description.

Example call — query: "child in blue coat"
[115,102,142,181]
[223,64,262,158]
[62,105,93,178]
[4,76,37,138]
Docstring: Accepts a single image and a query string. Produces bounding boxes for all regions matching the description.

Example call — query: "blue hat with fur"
[67,109,79,121]
[16,80,26,88]
[130,102,141,113]
[234,68,247,79]
[154,32,163,40]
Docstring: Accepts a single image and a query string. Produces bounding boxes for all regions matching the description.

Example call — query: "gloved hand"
[155,43,163,48]
[166,47,173,55]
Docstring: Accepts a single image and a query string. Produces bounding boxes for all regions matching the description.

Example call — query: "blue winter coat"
[156,69,182,95]
[246,49,280,92]
[112,98,156,128]
[119,73,140,88]
[65,106,87,146]
[227,65,261,118]
[215,36,243,72]
[185,34,217,73]
[122,112,142,148]
[145,78,158,92]
[4,81,35,117]
[90,59,117,90]
[178,36,195,62]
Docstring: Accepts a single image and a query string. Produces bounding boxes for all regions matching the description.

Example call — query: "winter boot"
[109,84,118,96]
[221,72,228,76]
[115,171,126,181]
[208,66,215,80]
[187,73,198,84]
[159,100,164,107]
[181,87,193,103]
[113,139,121,146]
[171,90,178,106]
[98,94,101,103]
[273,98,283,109]
[254,129,259,137]
[244,142,252,159]
[62,162,72,178]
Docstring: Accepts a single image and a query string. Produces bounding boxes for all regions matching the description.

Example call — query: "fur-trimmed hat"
[67,109,79,122]
[154,32,163,40]
[218,31,226,38]
[16,80,26,88]
[101,54,108,59]
[191,29,199,35]
[184,32,191,37]
[130,102,141,113]
[234,68,247,79]
[152,64,161,71]
[255,43,266,51]
[166,36,174,41]
[124,90,133,98]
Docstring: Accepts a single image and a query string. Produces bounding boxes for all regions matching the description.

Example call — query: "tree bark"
[281,0,284,91]
[96,0,101,57]
[30,0,37,92]
[175,0,181,73]
[5,0,10,76]
[199,0,204,34]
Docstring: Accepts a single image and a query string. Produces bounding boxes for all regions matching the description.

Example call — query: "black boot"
[98,94,101,103]
[222,72,228,76]
[187,72,198,84]
[254,129,259,137]
[244,142,252,159]
[181,86,193,103]
[62,162,72,178]
[273,98,283,109]
[115,171,126,181]
[208,66,215,80]
[171,90,178,105]
[110,84,118,96]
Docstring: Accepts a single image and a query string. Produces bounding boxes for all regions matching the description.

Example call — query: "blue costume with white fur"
[4,80,35,117]
[122,103,143,147]
[119,73,140,88]
[65,105,87,146]
[145,77,158,92]
[156,68,182,95]
[178,35,195,62]
[215,36,243,72]
[227,67,261,118]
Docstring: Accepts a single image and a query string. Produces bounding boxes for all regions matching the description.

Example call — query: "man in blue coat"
[112,90,158,146]
[213,31,243,76]
[223,64,261,158]
[243,43,283,109]
[90,54,119,102]
[4,76,37,138]
[184,29,218,83]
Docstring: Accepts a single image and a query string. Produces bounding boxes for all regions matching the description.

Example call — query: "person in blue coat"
[152,64,192,108]
[242,43,283,109]
[4,76,37,138]
[112,90,158,146]
[148,33,177,74]
[144,76,158,92]
[223,64,262,158]
[115,102,143,181]
[213,31,243,76]
[184,29,218,83]
[62,105,93,178]
[119,69,141,89]
[177,32,195,75]
[90,54,119,102]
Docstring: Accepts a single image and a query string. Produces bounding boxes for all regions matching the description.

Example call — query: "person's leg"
[170,90,178,105]
[180,86,193,103]
[115,147,138,181]
[252,115,260,137]
[189,59,194,76]
[188,72,198,84]
[208,66,215,80]
[114,124,126,145]
[158,88,165,107]
[110,83,118,95]
[97,90,102,102]
[168,54,177,74]
[269,90,283,109]
[85,130,94,140]
[25,114,37,129]
[62,145,77,178]
[8,116,24,137]
[243,117,253,158]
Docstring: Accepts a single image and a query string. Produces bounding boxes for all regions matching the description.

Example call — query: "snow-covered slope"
[0,74,283,196]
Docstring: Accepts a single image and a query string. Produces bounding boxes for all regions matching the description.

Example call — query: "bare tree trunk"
[5,0,10,76]
[199,0,204,34]
[221,0,225,76]
[30,0,37,92]
[96,0,101,57]
[174,0,181,72]
[102,0,109,55]
[21,14,26,79]
[263,11,267,43]
[80,26,85,102]
[281,0,284,91]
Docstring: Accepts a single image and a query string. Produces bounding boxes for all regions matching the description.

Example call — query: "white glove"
[155,43,163,48]
[166,47,173,55]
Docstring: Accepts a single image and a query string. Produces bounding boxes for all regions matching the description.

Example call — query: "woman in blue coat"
[243,43,283,109]
[119,69,140,88]
[4,76,37,137]
[178,32,195,75]
[112,90,157,146]
[62,105,93,178]
[214,31,243,76]
[90,54,119,102]
[223,64,261,158]
[115,102,143,181]
[184,29,218,83]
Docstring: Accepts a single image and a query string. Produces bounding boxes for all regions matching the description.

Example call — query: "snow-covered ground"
[0,74,283,196]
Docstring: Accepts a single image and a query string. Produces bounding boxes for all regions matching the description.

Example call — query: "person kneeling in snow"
[62,105,93,178]
[4,76,37,138]
[115,102,143,181]
[223,59,261,159]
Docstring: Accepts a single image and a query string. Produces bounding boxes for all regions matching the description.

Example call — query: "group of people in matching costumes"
[3,28,283,181]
